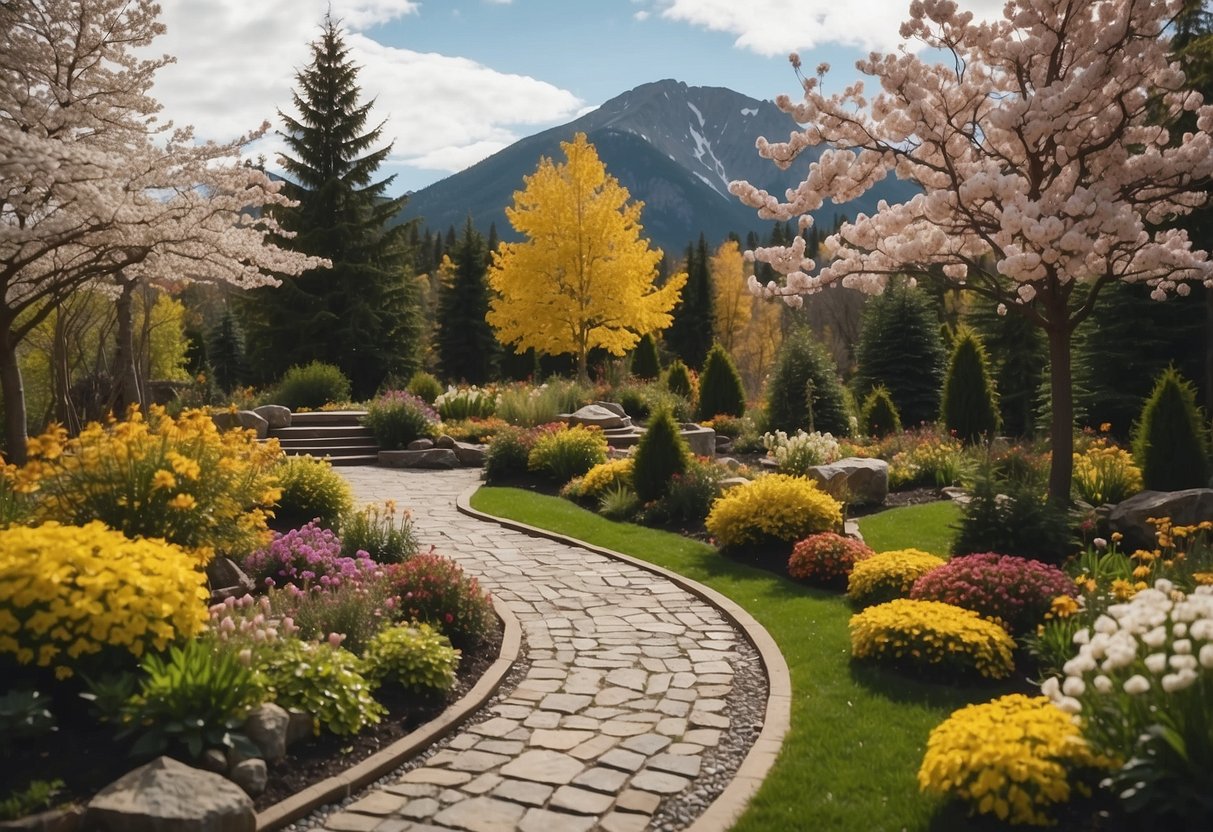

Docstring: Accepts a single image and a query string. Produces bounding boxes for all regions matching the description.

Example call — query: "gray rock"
[252,405,290,429]
[591,401,628,418]
[807,457,889,506]
[228,759,267,797]
[1109,488,1213,551]
[378,448,459,469]
[199,749,228,774]
[718,477,750,492]
[85,756,254,832]
[435,434,457,449]
[678,423,716,457]
[285,709,314,748]
[407,438,435,450]
[210,410,268,440]
[564,404,628,430]
[453,442,487,467]
[0,804,84,832]
[204,557,253,600]
[243,702,289,762]
[718,456,741,471]
[844,519,865,544]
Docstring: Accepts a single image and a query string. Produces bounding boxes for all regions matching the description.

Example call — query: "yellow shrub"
[25,406,282,563]
[1072,439,1142,505]
[849,598,1016,679]
[705,474,842,550]
[569,458,634,501]
[0,521,209,679]
[848,548,947,608]
[918,694,1110,826]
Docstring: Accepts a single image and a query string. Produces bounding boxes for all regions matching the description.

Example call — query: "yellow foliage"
[849,598,1016,679]
[705,473,842,549]
[487,133,687,378]
[848,548,948,607]
[711,239,751,351]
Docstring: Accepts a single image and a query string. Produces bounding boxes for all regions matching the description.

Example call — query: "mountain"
[400,79,917,255]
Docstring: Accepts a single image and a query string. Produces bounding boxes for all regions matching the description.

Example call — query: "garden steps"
[265,410,378,466]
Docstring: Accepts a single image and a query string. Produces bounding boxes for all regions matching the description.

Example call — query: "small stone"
[571,766,629,793]
[397,768,474,786]
[433,797,524,832]
[243,702,289,761]
[518,808,596,832]
[345,791,407,815]
[86,756,254,832]
[621,733,671,755]
[600,811,652,832]
[539,693,592,714]
[630,769,690,795]
[229,758,267,796]
[499,750,585,785]
[528,729,594,750]
[491,779,553,807]
[598,748,645,772]
[549,785,614,815]
[614,788,662,814]
[406,438,435,450]
[647,753,702,777]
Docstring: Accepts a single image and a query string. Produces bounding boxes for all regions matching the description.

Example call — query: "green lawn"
[856,500,962,554]
[470,489,1008,831]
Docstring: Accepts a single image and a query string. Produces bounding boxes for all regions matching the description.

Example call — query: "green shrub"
[657,457,725,524]
[363,390,440,451]
[696,344,746,420]
[484,425,541,483]
[527,425,608,483]
[406,371,444,405]
[362,623,459,693]
[274,361,352,410]
[940,327,1000,444]
[0,780,64,822]
[120,639,262,759]
[860,386,902,437]
[615,383,692,423]
[633,408,691,503]
[954,470,1072,563]
[665,359,695,400]
[764,326,852,436]
[273,455,353,531]
[0,689,55,750]
[435,385,497,421]
[267,579,393,656]
[706,474,843,551]
[598,484,640,520]
[495,380,592,427]
[257,638,384,736]
[630,332,662,380]
[847,549,947,608]
[340,500,418,564]
[385,552,494,649]
[1132,366,1211,491]
[562,458,634,503]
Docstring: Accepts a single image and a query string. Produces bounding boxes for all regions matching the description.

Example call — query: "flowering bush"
[562,458,634,503]
[849,598,1016,679]
[882,427,967,489]
[242,521,381,590]
[762,429,840,475]
[340,500,418,564]
[658,458,726,524]
[527,424,608,483]
[25,406,281,563]
[362,623,459,693]
[0,458,37,528]
[705,474,843,551]
[434,385,497,421]
[267,579,396,657]
[440,417,509,444]
[1072,439,1143,505]
[847,549,947,608]
[272,454,353,531]
[0,522,208,679]
[363,390,440,451]
[384,551,494,649]
[918,694,1110,826]
[909,552,1077,636]
[256,638,384,736]
[484,425,549,483]
[788,532,874,587]
[208,594,298,649]
[1042,581,1213,824]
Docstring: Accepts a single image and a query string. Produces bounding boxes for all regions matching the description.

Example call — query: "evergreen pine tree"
[630,332,661,380]
[967,296,1047,437]
[696,343,746,419]
[765,326,851,436]
[860,386,902,437]
[242,15,420,399]
[941,327,1001,443]
[1132,366,1211,491]
[665,234,714,369]
[665,359,694,400]
[437,217,498,384]
[632,407,691,503]
[852,279,947,428]
[206,306,247,393]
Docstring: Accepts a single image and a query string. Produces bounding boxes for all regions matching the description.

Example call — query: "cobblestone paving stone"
[326,467,756,832]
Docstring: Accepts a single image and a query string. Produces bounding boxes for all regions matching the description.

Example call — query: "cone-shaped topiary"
[941,327,1000,444]
[764,327,851,436]
[696,344,746,420]
[630,332,661,380]
[665,359,694,400]
[860,385,902,437]
[633,407,691,503]
[1132,366,1211,491]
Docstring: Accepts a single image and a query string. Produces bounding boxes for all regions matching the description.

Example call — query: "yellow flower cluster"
[849,598,1016,679]
[25,406,282,564]
[918,694,1110,826]
[575,458,634,501]
[0,521,208,679]
[705,473,842,550]
[1071,439,1142,506]
[848,549,947,608]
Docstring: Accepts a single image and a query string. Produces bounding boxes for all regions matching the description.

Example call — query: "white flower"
[1173,638,1192,654]
[1040,676,1061,699]
[1161,670,1198,693]
[1199,644,1213,669]
[1073,628,1091,645]
[1056,696,1082,715]
[1093,615,1118,634]
[1062,676,1085,697]
[1168,654,1198,671]
[1093,537,1107,550]
[1144,653,1167,674]
[1123,674,1151,695]
[1173,623,1188,638]
[1093,675,1113,694]
[1142,626,1167,648]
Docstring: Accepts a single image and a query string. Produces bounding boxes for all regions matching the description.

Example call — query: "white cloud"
[634,10,650,21]
[149,1,581,186]
[656,0,1007,56]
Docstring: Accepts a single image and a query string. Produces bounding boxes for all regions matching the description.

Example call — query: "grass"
[855,500,962,554]
[470,489,1012,831]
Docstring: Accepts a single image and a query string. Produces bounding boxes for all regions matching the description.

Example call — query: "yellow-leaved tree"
[487,133,687,381]
[710,239,751,352]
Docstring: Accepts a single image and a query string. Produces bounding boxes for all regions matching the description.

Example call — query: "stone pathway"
[316,467,764,832]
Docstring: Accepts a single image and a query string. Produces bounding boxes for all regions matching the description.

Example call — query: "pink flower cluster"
[788,532,874,587]
[242,520,381,590]
[910,552,1076,636]
[384,548,493,649]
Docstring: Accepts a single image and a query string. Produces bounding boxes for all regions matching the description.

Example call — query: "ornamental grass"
[918,694,1110,826]
[847,549,947,608]
[849,598,1016,680]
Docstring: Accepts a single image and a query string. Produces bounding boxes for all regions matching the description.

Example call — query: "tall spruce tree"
[437,217,497,384]
[967,294,1047,437]
[665,233,715,369]
[244,15,420,399]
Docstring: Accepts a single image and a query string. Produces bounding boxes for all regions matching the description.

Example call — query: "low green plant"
[860,386,902,438]
[272,454,353,531]
[406,371,444,404]
[0,689,55,749]
[362,623,460,693]
[484,426,541,483]
[267,580,394,657]
[954,469,1073,563]
[363,390,440,450]
[435,385,497,421]
[527,425,608,483]
[654,457,725,525]
[273,361,352,410]
[0,779,64,822]
[494,380,592,427]
[257,638,384,736]
[598,484,640,520]
[633,408,691,503]
[340,500,418,564]
[120,639,263,759]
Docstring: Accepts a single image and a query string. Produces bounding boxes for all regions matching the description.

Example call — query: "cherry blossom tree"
[0,0,323,460]
[731,0,1213,504]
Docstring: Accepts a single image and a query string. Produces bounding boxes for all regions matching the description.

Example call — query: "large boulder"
[453,442,487,467]
[564,404,629,431]
[807,458,890,507]
[591,401,628,418]
[678,423,716,458]
[210,410,268,440]
[85,756,254,832]
[243,702,289,762]
[378,449,459,469]
[252,405,290,429]
[1108,489,1213,552]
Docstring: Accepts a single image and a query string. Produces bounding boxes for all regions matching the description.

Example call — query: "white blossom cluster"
[762,429,841,474]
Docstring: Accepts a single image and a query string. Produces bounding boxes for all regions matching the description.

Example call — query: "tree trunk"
[1,329,28,463]
[113,276,142,414]
[1045,320,1074,507]
[1206,285,1212,412]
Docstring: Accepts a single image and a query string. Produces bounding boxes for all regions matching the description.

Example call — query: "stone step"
[275,434,380,449]
[280,442,380,457]
[270,424,375,440]
[287,410,368,426]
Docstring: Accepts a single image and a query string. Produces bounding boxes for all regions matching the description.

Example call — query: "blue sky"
[152,0,1004,193]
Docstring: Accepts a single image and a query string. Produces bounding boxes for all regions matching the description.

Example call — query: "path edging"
[255,593,523,831]
[457,482,792,832]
